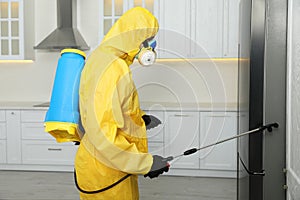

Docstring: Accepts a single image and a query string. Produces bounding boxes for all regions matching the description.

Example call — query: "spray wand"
[163,122,279,162]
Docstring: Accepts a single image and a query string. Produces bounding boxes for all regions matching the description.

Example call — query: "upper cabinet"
[100,0,239,58]
[156,0,191,58]
[191,0,224,58]
[0,0,24,59]
[157,0,239,58]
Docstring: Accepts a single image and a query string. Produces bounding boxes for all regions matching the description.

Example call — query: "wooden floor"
[0,170,236,200]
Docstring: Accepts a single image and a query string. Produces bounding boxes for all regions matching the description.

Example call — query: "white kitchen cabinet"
[6,110,22,164]
[100,0,239,58]
[191,0,223,58]
[144,110,165,156]
[0,106,238,177]
[0,140,6,163]
[165,111,200,169]
[160,0,239,58]
[156,0,191,58]
[0,123,6,139]
[0,110,6,139]
[199,111,237,171]
[191,0,239,58]
[223,0,240,58]
[0,110,6,164]
[0,108,78,171]
[148,142,164,157]
[144,110,164,142]
[20,110,78,166]
[22,140,77,165]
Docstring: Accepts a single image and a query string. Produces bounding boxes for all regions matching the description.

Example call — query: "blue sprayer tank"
[44,49,86,143]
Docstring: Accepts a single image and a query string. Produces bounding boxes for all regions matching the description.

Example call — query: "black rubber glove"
[142,115,152,126]
[144,155,170,179]
[142,115,162,130]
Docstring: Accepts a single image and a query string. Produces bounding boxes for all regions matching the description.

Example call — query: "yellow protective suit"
[74,7,159,200]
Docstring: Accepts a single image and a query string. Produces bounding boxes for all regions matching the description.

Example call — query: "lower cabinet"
[199,112,237,171]
[0,108,238,177]
[147,110,237,177]
[0,140,6,164]
[6,110,21,164]
[0,110,6,164]
[20,110,78,167]
[22,140,77,165]
[0,109,78,171]
[145,110,165,156]
[148,142,164,157]
[165,111,200,169]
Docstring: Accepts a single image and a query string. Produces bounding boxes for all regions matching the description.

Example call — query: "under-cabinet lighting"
[0,60,34,64]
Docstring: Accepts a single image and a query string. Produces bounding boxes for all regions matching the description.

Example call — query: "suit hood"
[99,7,159,62]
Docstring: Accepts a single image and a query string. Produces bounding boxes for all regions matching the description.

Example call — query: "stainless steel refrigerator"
[237,0,287,199]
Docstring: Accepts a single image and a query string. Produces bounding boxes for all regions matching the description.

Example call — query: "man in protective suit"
[74,7,169,200]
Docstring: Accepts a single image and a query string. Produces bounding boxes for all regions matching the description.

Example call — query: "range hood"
[34,0,89,51]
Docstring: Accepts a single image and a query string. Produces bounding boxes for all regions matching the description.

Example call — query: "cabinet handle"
[174,114,190,117]
[48,148,62,151]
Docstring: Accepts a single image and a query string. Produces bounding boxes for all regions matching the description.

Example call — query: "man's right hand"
[144,155,170,179]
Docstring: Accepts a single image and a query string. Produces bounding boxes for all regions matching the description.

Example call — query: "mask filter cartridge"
[137,49,156,66]
[136,38,157,66]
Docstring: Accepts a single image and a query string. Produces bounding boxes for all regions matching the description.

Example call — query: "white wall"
[0,58,237,103]
[132,59,238,104]
[0,1,237,104]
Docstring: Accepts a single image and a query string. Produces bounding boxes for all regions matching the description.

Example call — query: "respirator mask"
[136,38,157,66]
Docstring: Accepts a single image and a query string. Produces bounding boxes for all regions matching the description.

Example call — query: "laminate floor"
[0,170,236,200]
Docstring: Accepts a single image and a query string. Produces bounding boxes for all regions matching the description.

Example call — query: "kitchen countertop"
[140,101,237,111]
[0,101,49,110]
[0,101,238,111]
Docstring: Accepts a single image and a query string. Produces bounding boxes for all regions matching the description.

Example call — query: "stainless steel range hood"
[34,0,89,51]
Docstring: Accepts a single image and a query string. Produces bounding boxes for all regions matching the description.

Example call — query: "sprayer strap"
[74,169,131,194]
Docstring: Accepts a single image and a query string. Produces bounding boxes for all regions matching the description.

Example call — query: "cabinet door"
[165,111,199,169]
[144,110,164,142]
[148,142,164,156]
[157,0,191,58]
[0,123,6,139]
[223,0,239,57]
[22,140,78,165]
[0,110,5,122]
[21,110,53,140]
[199,112,237,170]
[0,110,5,139]
[6,110,22,164]
[21,122,55,140]
[0,140,6,163]
[144,110,164,156]
[191,0,224,58]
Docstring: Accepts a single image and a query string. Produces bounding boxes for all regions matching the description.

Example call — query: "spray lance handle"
[183,148,198,156]
[163,148,198,162]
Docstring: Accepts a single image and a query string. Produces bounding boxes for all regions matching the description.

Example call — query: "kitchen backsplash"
[0,57,237,104]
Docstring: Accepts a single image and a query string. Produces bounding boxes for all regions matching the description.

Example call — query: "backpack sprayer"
[162,122,279,162]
